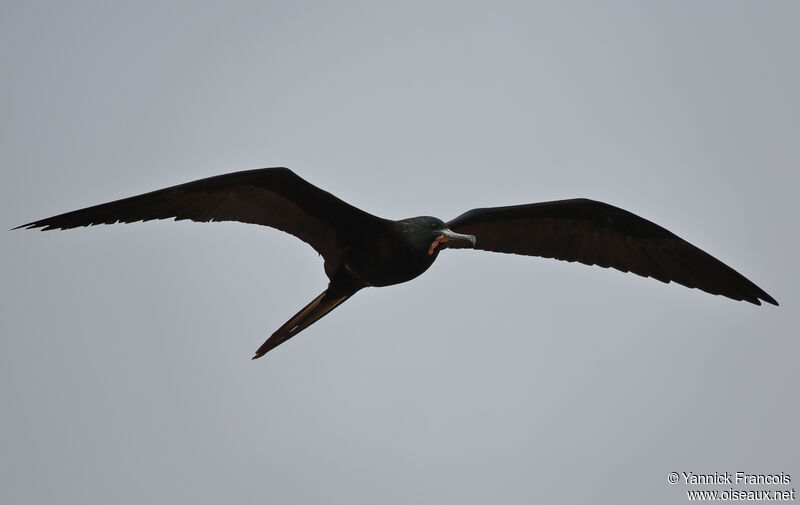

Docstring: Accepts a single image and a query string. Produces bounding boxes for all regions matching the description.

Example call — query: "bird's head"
[400,216,476,256]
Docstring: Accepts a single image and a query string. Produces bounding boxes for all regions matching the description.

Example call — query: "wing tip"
[11,222,38,231]
[761,293,779,306]
[720,289,777,307]
[743,284,778,307]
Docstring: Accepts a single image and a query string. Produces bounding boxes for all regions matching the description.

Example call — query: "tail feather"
[251,289,354,359]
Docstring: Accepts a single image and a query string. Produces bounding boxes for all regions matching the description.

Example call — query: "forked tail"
[251,289,355,359]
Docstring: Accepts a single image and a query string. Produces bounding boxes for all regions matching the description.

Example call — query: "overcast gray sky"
[2,1,798,504]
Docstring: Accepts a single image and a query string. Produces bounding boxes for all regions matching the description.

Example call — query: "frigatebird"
[15,167,777,358]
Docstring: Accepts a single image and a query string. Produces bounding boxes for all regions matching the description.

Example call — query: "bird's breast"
[342,233,437,288]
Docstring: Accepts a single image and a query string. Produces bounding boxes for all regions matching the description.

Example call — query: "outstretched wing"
[444,198,777,306]
[15,167,383,278]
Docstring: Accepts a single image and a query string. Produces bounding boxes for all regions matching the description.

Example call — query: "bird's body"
[15,167,777,358]
[349,217,464,287]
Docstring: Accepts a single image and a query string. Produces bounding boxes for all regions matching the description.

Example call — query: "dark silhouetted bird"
[15,167,777,358]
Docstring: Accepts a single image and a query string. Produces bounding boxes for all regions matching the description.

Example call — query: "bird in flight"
[15,167,777,358]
